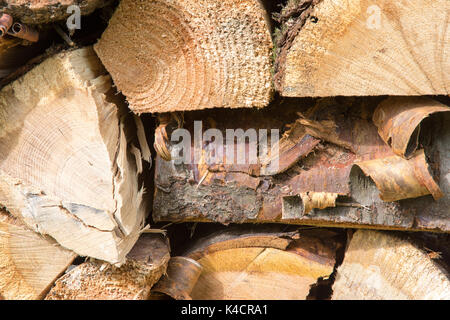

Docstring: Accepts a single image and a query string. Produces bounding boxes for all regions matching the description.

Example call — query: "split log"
[94,0,273,113]
[0,1,108,24]
[153,227,341,300]
[0,210,76,300]
[45,234,170,300]
[274,0,450,97]
[332,230,450,300]
[153,97,450,232]
[0,47,148,264]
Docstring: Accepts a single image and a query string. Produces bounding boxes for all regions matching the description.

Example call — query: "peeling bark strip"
[154,227,340,300]
[46,234,170,300]
[275,0,450,96]
[332,230,450,300]
[0,210,75,300]
[373,97,450,158]
[353,150,443,202]
[94,0,273,113]
[153,98,450,232]
[0,1,108,24]
[152,257,203,300]
[0,47,147,264]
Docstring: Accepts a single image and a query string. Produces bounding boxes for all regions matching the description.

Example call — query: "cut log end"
[94,0,273,113]
[0,47,147,265]
[276,0,450,97]
[332,230,450,300]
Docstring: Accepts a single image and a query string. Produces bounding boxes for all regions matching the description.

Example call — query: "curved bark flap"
[352,150,443,202]
[373,97,450,158]
[152,256,203,300]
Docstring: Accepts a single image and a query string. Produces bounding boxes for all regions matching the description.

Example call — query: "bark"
[0,1,108,24]
[152,97,450,232]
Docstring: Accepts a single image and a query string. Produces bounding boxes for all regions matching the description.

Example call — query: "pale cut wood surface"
[332,230,450,300]
[94,0,273,113]
[45,234,170,300]
[184,228,339,300]
[0,210,75,300]
[0,47,147,265]
[278,0,450,97]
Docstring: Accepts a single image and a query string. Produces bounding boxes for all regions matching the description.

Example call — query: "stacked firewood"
[0,0,449,300]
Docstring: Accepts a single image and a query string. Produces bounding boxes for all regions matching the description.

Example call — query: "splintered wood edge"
[0,47,146,264]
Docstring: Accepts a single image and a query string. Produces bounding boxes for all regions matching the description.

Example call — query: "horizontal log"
[0,1,108,24]
[153,97,450,232]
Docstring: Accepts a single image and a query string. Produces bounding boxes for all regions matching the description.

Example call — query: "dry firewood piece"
[45,234,170,300]
[169,227,339,300]
[0,1,108,24]
[352,149,443,202]
[94,0,273,113]
[275,0,450,97]
[0,47,147,264]
[0,210,76,300]
[373,97,450,158]
[153,99,450,232]
[332,230,450,300]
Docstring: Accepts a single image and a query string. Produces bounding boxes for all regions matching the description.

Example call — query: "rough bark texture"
[0,47,148,264]
[0,210,75,300]
[153,97,450,232]
[332,230,450,300]
[94,0,273,113]
[45,234,170,300]
[275,0,450,96]
[0,0,108,24]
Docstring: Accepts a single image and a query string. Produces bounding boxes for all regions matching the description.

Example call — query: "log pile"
[0,0,449,300]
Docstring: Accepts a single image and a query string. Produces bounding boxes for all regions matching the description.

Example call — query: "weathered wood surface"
[153,97,450,232]
[154,227,341,300]
[0,47,148,264]
[46,234,170,300]
[0,1,108,24]
[274,0,450,97]
[94,0,273,113]
[0,210,75,300]
[332,230,450,300]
